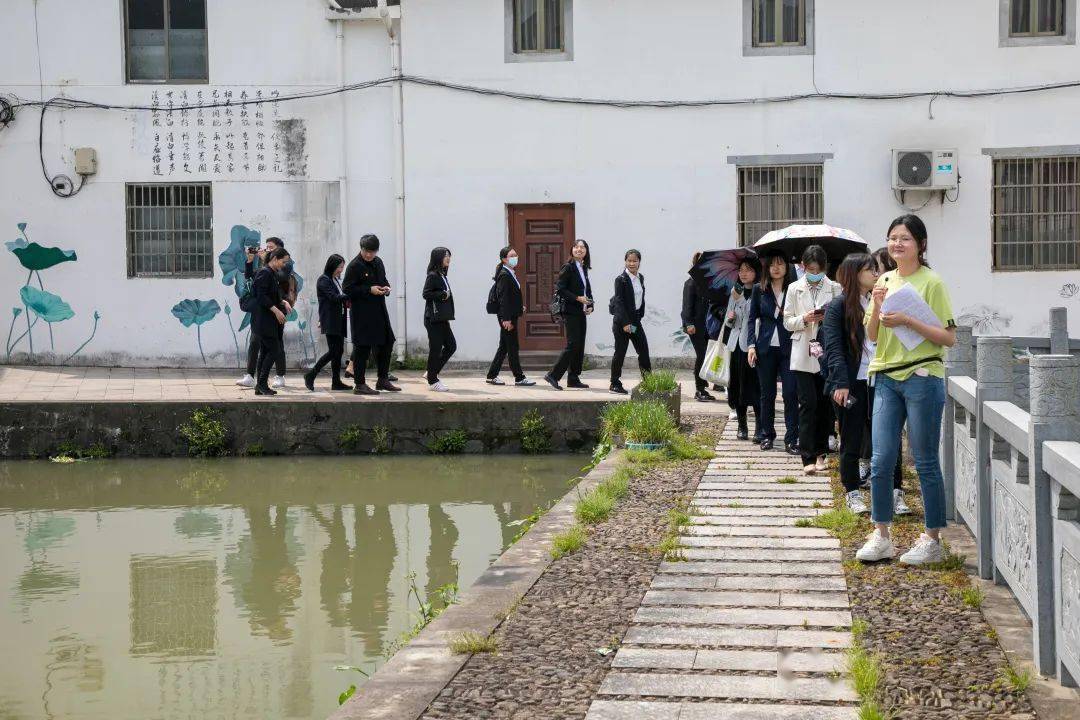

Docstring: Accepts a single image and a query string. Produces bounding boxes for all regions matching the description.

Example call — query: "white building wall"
[1,0,1078,367]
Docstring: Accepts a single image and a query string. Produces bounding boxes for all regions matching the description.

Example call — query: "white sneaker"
[271,375,285,389]
[828,436,839,452]
[429,381,449,392]
[728,410,738,421]
[515,377,537,386]
[856,529,896,562]
[899,533,945,566]
[846,490,869,515]
[894,490,911,516]
[236,374,256,388]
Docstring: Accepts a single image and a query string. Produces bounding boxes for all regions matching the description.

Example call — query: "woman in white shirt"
[783,245,842,475]
[723,259,762,441]
[609,249,651,394]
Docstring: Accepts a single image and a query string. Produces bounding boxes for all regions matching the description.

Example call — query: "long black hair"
[493,245,513,281]
[427,246,451,275]
[887,214,931,268]
[571,239,592,271]
[323,253,345,277]
[836,253,875,363]
[759,252,791,291]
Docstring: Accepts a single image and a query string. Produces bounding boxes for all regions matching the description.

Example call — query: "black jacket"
[494,267,524,322]
[555,261,592,317]
[342,254,396,347]
[316,274,348,337]
[822,294,863,395]
[251,266,285,337]
[746,284,792,354]
[680,277,708,332]
[422,270,455,323]
[611,271,645,327]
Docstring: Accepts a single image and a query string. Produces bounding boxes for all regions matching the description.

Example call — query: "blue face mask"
[508,256,519,268]
[805,271,825,283]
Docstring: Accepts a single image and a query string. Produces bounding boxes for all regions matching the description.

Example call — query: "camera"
[247,246,259,254]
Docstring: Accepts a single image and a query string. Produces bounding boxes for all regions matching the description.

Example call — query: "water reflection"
[0,455,581,720]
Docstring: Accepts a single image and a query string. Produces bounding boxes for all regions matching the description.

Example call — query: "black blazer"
[680,277,710,337]
[746,284,792,354]
[251,266,284,337]
[611,271,645,328]
[555,261,592,317]
[317,274,348,337]
[422,270,455,323]
[494,267,524,322]
[823,295,863,395]
[342,254,396,347]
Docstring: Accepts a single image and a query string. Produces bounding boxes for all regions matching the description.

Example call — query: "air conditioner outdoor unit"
[892,149,959,191]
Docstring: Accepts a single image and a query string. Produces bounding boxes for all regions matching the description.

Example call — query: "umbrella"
[689,248,760,303]
[753,224,869,270]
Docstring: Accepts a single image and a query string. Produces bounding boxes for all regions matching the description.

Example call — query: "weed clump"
[179,408,228,457]
[430,429,468,455]
[519,409,552,454]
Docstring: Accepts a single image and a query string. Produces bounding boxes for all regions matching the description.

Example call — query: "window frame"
[743,0,815,57]
[504,0,574,63]
[126,182,215,279]
[732,160,826,248]
[1000,0,1076,46]
[989,153,1080,272]
[123,0,209,84]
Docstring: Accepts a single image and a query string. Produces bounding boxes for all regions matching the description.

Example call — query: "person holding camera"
[342,234,400,395]
[237,237,288,388]
[252,248,293,396]
[544,239,593,391]
[783,244,841,475]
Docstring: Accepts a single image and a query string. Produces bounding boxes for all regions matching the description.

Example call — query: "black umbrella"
[689,248,760,304]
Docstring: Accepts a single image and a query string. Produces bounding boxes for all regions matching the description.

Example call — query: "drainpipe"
[381,0,408,360]
[335,18,351,260]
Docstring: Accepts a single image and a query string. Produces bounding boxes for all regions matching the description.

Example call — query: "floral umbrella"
[753,224,869,271]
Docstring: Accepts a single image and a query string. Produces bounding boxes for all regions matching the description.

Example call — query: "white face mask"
[507,256,519,268]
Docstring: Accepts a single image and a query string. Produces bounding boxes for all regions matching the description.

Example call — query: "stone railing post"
[942,325,975,521]
[1049,307,1069,355]
[975,336,1014,580]
[1029,354,1080,676]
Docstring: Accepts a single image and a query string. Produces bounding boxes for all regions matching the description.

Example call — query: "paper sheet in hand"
[880,283,942,350]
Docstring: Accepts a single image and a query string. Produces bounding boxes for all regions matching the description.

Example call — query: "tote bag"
[699,339,731,386]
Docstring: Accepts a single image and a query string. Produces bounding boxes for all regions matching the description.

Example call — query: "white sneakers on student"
[271,375,285,389]
[846,490,869,515]
[894,490,911,516]
[856,529,896,562]
[429,381,449,392]
[899,533,945,566]
[236,374,255,388]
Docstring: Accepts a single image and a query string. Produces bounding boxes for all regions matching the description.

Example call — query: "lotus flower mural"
[171,299,221,364]
[5,222,99,362]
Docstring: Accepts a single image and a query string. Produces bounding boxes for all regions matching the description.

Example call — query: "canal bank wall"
[0,400,607,458]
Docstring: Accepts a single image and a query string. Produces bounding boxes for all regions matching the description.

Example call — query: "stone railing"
[941,307,1080,686]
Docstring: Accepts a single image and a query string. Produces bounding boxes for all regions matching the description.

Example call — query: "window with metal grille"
[753,0,806,47]
[125,0,208,83]
[992,156,1080,271]
[1010,0,1065,36]
[126,183,213,278]
[513,0,565,53]
[737,164,824,248]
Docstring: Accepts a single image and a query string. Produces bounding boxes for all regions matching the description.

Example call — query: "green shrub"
[582,442,612,472]
[243,443,265,457]
[599,402,637,444]
[846,644,882,701]
[637,369,678,394]
[372,425,392,454]
[622,401,676,444]
[519,409,552,454]
[575,488,616,524]
[339,424,365,451]
[430,429,468,455]
[51,442,112,460]
[551,525,587,558]
[179,408,228,457]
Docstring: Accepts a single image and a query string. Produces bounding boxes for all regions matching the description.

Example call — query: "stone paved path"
[585,419,858,719]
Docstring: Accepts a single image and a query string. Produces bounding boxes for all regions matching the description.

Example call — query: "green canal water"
[0,455,583,720]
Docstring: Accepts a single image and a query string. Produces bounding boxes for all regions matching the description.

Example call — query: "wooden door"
[508,204,575,352]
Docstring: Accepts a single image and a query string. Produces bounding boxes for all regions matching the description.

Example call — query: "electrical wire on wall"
[5,73,1080,197]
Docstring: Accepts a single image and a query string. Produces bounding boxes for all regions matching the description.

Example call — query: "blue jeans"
[870,373,947,529]
[754,348,799,446]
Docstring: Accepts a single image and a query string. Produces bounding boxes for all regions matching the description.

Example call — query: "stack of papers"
[880,284,942,350]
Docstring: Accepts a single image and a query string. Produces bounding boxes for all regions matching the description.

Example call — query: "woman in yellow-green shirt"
[855,214,957,567]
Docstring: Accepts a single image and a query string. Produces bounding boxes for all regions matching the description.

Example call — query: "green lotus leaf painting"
[12,242,78,271]
[20,286,75,323]
[171,299,221,327]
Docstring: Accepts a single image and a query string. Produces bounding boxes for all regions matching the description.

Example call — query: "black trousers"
[311,334,345,382]
[755,349,799,445]
[689,331,708,392]
[550,313,587,382]
[351,342,392,386]
[795,370,833,465]
[255,332,283,387]
[246,326,286,376]
[425,320,457,384]
[610,324,651,384]
[727,346,761,435]
[488,321,524,381]
[837,381,904,492]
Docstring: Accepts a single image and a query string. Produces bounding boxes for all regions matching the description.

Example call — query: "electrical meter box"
[74,147,97,175]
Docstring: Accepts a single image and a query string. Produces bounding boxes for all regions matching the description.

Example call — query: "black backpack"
[486,281,499,314]
[238,278,257,313]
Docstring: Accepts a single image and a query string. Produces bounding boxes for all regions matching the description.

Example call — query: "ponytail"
[493,245,513,281]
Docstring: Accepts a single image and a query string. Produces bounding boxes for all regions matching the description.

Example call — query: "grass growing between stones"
[448,632,499,655]
[995,662,1033,694]
[776,476,798,484]
[550,524,587,559]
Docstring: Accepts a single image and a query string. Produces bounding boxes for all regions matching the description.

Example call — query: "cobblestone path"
[585,420,859,719]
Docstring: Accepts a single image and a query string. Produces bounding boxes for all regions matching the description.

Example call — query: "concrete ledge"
[329,451,624,720]
[0,400,607,457]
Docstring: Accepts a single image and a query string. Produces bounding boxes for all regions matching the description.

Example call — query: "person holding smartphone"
[783,245,841,475]
[545,239,594,390]
[342,234,400,395]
